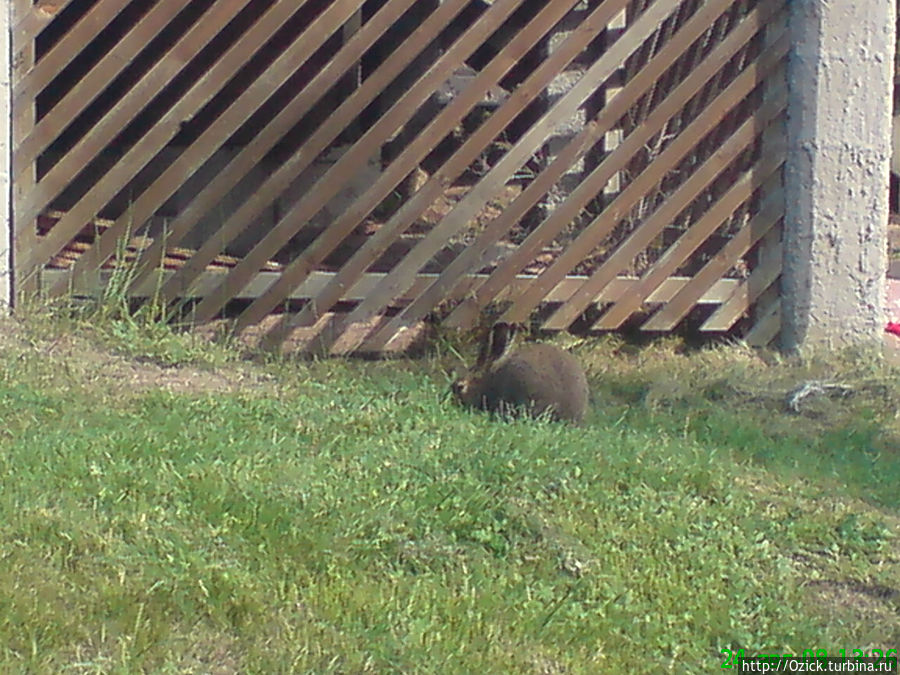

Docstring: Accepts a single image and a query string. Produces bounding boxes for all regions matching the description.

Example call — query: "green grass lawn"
[0,314,898,673]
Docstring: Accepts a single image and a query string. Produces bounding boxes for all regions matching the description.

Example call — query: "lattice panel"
[13,0,786,354]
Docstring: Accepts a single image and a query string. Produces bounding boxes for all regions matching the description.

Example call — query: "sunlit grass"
[0,315,897,673]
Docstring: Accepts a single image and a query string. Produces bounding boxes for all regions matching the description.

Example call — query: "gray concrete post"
[0,0,11,313]
[782,0,895,351]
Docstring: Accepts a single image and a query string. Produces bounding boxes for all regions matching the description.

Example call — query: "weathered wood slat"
[542,91,786,331]
[745,11,787,345]
[743,297,780,346]
[355,0,751,350]
[120,0,421,298]
[16,0,791,351]
[17,0,254,231]
[13,0,194,181]
[700,239,782,331]
[445,0,785,331]
[12,1,76,48]
[152,0,480,306]
[12,0,40,293]
[599,7,787,332]
[51,0,375,297]
[501,28,789,326]
[322,0,683,356]
[41,265,740,306]
[10,0,35,141]
[34,0,344,291]
[179,0,526,323]
[642,189,783,331]
[244,0,616,342]
[14,0,126,104]
[595,162,784,330]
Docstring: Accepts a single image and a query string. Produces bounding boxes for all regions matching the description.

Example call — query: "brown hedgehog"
[451,323,589,424]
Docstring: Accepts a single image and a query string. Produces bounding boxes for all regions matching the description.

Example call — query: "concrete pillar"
[782,0,895,351]
[0,0,11,313]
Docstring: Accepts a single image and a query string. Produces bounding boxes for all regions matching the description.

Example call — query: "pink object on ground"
[889,278,900,329]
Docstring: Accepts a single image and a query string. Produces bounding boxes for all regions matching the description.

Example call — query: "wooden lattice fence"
[12,0,787,354]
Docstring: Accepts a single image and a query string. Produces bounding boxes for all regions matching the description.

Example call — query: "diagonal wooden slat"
[594,161,784,330]
[179,0,527,323]
[22,0,308,286]
[156,0,488,312]
[444,0,784,331]
[50,0,383,298]
[700,239,782,331]
[120,0,421,299]
[13,0,193,182]
[541,92,786,331]
[313,0,683,356]
[616,2,732,219]
[14,0,791,351]
[243,0,617,342]
[500,29,789,326]
[14,0,129,104]
[17,0,254,230]
[743,297,780,345]
[12,1,78,47]
[642,187,783,331]
[595,11,786,332]
[352,0,752,351]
